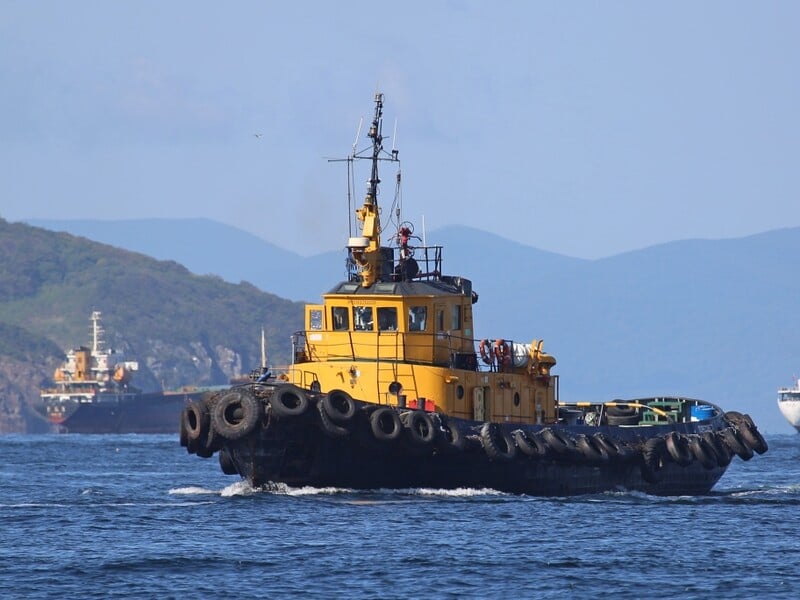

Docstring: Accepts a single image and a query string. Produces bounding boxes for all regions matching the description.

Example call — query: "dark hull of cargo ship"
[33,391,204,434]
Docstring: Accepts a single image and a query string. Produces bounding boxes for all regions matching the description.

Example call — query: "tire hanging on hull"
[641,437,667,483]
[270,384,310,418]
[212,391,261,440]
[480,422,516,461]
[370,407,402,442]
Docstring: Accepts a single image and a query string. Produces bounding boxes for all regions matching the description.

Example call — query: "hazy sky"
[2,1,798,258]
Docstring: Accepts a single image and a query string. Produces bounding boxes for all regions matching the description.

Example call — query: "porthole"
[456,385,464,399]
[513,392,520,407]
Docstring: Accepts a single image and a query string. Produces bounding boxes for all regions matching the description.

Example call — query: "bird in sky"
[253,133,263,139]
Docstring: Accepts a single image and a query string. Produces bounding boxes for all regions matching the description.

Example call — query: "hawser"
[181,93,767,495]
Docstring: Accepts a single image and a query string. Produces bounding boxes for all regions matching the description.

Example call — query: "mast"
[350,93,389,288]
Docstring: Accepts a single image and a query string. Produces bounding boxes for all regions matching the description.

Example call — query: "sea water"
[1,434,798,599]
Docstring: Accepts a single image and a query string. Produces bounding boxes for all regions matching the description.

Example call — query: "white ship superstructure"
[777,378,800,433]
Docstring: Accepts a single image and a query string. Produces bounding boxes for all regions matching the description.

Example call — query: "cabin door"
[433,303,449,365]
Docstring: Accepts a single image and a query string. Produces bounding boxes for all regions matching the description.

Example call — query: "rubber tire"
[480,422,516,461]
[218,448,238,475]
[592,432,633,462]
[721,427,754,461]
[686,434,717,470]
[540,427,574,458]
[403,410,437,446]
[575,433,609,464]
[704,431,732,467]
[212,391,261,440]
[665,431,693,467]
[641,437,666,484]
[179,407,189,447]
[738,418,768,455]
[514,430,547,458]
[270,384,310,418]
[370,407,402,442]
[185,401,209,444]
[322,389,357,424]
[316,399,350,438]
[606,404,638,418]
[438,417,466,452]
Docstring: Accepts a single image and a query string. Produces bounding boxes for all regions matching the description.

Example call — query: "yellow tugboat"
[182,93,768,495]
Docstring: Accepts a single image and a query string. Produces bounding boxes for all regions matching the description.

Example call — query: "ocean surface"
[1,433,798,599]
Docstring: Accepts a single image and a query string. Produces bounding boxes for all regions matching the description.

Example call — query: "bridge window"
[378,307,398,331]
[310,309,323,330]
[353,306,373,331]
[451,305,462,331]
[409,306,427,331]
[332,307,349,331]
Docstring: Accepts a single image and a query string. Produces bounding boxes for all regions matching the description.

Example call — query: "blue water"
[1,434,798,599]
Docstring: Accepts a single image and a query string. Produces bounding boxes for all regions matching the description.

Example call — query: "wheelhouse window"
[409,306,427,331]
[332,307,349,331]
[353,306,373,331]
[310,309,323,330]
[451,304,462,331]
[377,307,398,331]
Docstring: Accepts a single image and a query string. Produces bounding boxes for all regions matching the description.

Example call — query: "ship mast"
[349,93,392,288]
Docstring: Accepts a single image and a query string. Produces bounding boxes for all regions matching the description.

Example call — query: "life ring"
[270,384,310,418]
[218,448,238,475]
[480,422,516,461]
[575,433,609,463]
[322,389,357,424]
[664,431,693,467]
[316,399,350,438]
[478,339,494,365]
[720,427,754,461]
[737,417,768,455]
[686,434,717,470]
[494,339,511,369]
[402,410,437,446]
[641,437,666,483]
[211,390,261,440]
[370,406,402,442]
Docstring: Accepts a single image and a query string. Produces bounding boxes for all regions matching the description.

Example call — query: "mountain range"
[18,217,800,434]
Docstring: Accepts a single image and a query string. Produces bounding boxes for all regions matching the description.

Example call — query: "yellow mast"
[350,93,387,288]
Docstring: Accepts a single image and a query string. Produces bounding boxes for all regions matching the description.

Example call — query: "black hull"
[183,387,766,497]
[32,391,205,434]
[229,422,725,496]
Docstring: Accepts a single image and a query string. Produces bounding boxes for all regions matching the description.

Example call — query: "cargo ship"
[33,311,211,434]
[777,378,800,432]
[181,93,768,495]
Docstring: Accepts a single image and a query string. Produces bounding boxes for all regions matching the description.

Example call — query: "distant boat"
[32,311,218,434]
[778,378,800,433]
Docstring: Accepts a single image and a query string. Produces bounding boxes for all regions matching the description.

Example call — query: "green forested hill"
[0,218,304,432]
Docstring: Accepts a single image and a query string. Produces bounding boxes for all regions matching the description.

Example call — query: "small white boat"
[778,378,800,433]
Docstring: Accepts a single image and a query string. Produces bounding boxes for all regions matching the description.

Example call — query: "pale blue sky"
[2,1,798,258]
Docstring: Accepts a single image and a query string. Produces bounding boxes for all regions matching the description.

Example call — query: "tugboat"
[34,311,211,434]
[182,93,768,495]
[777,378,800,433]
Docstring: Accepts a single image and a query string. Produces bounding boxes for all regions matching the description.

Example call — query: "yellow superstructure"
[285,93,559,425]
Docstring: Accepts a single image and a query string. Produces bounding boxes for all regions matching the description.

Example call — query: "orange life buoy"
[494,339,511,368]
[479,339,494,365]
